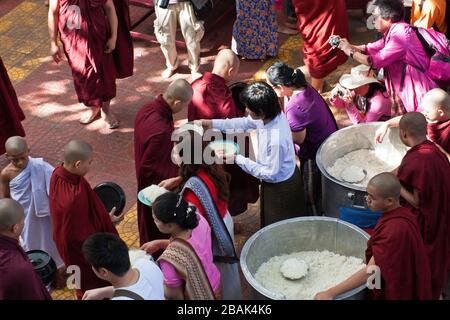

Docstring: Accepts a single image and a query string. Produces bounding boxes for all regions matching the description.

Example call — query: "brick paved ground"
[8,1,443,301]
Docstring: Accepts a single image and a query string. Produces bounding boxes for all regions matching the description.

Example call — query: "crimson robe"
[112,0,134,79]
[58,0,133,107]
[397,140,450,299]
[292,0,349,79]
[365,207,432,300]
[187,72,259,215]
[134,95,179,245]
[0,57,25,155]
[50,165,118,299]
[0,234,52,300]
[427,120,450,153]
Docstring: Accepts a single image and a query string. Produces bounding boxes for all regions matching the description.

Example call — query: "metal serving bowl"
[240,216,370,300]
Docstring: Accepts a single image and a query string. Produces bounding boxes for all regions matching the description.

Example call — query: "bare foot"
[45,0,49,6]
[285,22,297,29]
[101,110,120,129]
[79,107,101,124]
[161,67,177,79]
[278,25,298,35]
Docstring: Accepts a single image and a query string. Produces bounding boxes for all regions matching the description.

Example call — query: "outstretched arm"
[315,256,376,300]
[103,0,118,53]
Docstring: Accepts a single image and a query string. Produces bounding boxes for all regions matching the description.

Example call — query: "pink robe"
[365,22,438,114]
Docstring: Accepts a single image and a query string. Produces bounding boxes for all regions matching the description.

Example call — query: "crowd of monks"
[0,0,450,301]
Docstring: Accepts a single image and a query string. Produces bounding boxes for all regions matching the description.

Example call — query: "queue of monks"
[1,0,450,301]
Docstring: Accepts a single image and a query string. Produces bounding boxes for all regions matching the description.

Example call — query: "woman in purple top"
[266,61,338,215]
[329,64,392,124]
[336,0,438,114]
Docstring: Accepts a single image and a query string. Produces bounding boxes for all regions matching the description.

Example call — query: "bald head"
[64,139,93,165]
[5,136,28,155]
[399,112,427,139]
[213,49,240,74]
[422,88,450,113]
[0,198,24,233]
[368,172,401,199]
[165,79,193,103]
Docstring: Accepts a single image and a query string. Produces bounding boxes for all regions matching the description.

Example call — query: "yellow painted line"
[0,1,49,83]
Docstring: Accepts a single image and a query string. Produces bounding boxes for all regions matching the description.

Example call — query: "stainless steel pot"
[240,216,370,300]
[316,122,408,217]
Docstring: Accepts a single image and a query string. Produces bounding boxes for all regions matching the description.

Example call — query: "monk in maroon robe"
[292,0,349,92]
[188,49,259,215]
[315,173,432,300]
[397,112,450,299]
[0,199,52,300]
[48,0,133,129]
[134,80,193,246]
[0,57,25,155]
[50,140,123,299]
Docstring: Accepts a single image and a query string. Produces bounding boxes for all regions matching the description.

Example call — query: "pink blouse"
[159,214,221,292]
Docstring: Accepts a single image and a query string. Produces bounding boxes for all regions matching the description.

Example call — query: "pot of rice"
[316,122,408,218]
[240,216,370,300]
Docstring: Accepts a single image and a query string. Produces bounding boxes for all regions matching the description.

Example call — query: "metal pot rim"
[240,216,370,300]
[316,122,387,192]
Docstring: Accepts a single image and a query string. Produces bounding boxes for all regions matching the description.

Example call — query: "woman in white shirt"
[199,82,306,227]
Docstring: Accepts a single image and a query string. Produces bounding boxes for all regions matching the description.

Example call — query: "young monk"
[0,198,52,300]
[50,139,124,299]
[187,49,259,216]
[48,0,133,129]
[376,88,450,156]
[134,79,193,247]
[0,57,25,155]
[396,112,450,299]
[315,173,432,300]
[0,137,64,274]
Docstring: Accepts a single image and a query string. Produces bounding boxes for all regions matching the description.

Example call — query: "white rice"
[142,185,168,203]
[254,250,366,300]
[326,149,400,187]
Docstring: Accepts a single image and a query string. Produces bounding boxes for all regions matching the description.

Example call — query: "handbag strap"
[112,289,144,300]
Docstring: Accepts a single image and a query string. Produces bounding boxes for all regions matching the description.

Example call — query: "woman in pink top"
[329,64,392,124]
[336,0,437,114]
[141,192,221,300]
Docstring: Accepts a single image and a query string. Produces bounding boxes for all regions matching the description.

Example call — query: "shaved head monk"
[315,173,432,300]
[397,112,450,299]
[187,49,259,216]
[422,88,450,155]
[0,198,52,300]
[134,80,193,248]
[50,139,123,299]
[1,137,64,277]
[0,57,25,155]
[48,0,133,129]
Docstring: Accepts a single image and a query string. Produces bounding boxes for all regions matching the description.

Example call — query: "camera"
[329,35,341,49]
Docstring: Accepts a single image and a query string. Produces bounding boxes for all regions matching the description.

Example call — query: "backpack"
[413,26,450,86]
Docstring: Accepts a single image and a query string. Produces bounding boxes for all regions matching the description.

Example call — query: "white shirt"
[112,258,165,300]
[212,114,296,183]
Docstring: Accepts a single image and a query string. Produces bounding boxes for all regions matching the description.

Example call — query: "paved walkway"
[0,0,375,300]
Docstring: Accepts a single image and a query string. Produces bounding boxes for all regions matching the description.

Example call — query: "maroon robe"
[187,72,259,215]
[0,234,52,300]
[397,140,450,299]
[134,95,179,245]
[292,0,349,79]
[0,57,25,155]
[50,165,118,299]
[365,207,432,300]
[427,119,450,153]
[112,0,134,79]
[58,0,132,107]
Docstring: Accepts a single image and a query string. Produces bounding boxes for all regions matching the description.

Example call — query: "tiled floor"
[1,1,398,300]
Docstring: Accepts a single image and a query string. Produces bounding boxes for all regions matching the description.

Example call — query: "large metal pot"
[240,216,370,300]
[316,122,408,218]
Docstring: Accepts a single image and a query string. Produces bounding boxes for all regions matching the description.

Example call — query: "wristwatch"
[349,49,356,59]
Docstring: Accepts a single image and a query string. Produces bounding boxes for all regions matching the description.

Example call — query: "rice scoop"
[280,258,309,280]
